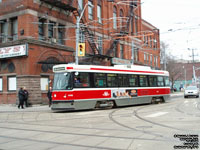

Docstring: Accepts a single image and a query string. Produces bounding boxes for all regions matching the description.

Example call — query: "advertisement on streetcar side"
[112,89,138,98]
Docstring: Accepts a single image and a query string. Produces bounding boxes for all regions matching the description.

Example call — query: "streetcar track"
[133,107,189,131]
[0,126,168,142]
[174,99,200,117]
[0,135,125,150]
[108,107,177,143]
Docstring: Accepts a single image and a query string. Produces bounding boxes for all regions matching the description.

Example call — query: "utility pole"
[75,3,93,65]
[131,41,134,64]
[188,48,197,83]
[164,46,166,70]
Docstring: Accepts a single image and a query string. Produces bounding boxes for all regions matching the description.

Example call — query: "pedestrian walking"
[47,87,52,107]
[23,87,29,107]
[18,87,25,109]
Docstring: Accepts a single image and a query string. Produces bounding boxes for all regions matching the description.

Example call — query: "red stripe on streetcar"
[52,88,170,101]
[66,67,74,70]
[90,68,165,74]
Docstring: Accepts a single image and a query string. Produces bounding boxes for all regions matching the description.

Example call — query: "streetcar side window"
[157,76,164,87]
[139,75,148,87]
[118,74,129,87]
[149,76,157,87]
[74,72,90,88]
[129,75,138,87]
[94,73,107,87]
[107,74,118,87]
[165,76,170,86]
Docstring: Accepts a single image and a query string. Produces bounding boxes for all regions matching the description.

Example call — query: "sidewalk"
[0,104,50,112]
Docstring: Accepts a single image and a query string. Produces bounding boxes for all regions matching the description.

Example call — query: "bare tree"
[160,41,169,70]
[160,42,183,90]
[166,57,183,91]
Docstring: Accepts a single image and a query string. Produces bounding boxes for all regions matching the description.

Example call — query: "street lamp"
[75,2,94,65]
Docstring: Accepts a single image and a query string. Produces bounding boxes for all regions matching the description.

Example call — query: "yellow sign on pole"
[78,43,85,56]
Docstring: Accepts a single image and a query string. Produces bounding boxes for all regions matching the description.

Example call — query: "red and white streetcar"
[51,64,170,110]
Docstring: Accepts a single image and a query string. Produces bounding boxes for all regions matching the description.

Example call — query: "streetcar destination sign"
[0,44,28,58]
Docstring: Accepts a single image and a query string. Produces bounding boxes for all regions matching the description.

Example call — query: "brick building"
[0,0,160,104]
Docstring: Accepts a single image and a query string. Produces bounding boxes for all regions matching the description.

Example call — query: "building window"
[149,36,152,48]
[153,38,157,49]
[0,77,2,91]
[8,76,16,91]
[97,4,102,23]
[134,16,138,34]
[150,54,152,65]
[131,17,133,34]
[79,30,85,43]
[38,18,45,40]
[120,44,123,59]
[88,0,93,20]
[11,17,18,41]
[119,9,123,29]
[78,0,83,11]
[113,6,117,29]
[113,41,117,57]
[48,21,55,39]
[97,36,103,54]
[134,48,138,62]
[155,56,158,67]
[0,20,8,43]
[40,77,49,91]
[58,24,64,45]
[144,53,147,64]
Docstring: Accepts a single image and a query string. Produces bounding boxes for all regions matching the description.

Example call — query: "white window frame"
[88,1,93,20]
[120,44,123,59]
[78,0,83,10]
[97,36,103,54]
[8,76,16,91]
[0,77,2,91]
[40,77,49,91]
[144,53,146,64]
[113,7,117,29]
[11,18,18,40]
[150,54,152,65]
[97,5,102,23]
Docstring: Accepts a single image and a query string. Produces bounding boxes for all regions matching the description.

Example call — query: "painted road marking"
[145,112,168,118]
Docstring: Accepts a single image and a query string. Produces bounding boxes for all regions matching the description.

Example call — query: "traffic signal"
[78,43,85,56]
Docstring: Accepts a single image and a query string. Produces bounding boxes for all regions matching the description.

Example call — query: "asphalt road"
[0,94,199,150]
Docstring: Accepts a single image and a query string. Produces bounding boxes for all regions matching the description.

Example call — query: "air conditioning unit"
[50,38,57,43]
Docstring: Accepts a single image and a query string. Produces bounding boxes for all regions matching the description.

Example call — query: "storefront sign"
[111,57,132,65]
[0,44,28,58]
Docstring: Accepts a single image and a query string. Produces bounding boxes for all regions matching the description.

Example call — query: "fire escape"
[106,1,138,57]
[40,0,109,63]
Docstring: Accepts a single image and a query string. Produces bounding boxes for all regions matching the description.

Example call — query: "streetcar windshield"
[53,72,72,90]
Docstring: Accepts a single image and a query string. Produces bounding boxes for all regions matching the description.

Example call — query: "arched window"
[88,0,93,20]
[119,9,123,29]
[113,6,117,29]
[97,0,102,23]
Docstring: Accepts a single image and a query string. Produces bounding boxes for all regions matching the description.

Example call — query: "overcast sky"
[141,0,200,60]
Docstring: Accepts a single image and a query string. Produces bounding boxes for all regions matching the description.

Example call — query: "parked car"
[184,86,199,98]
